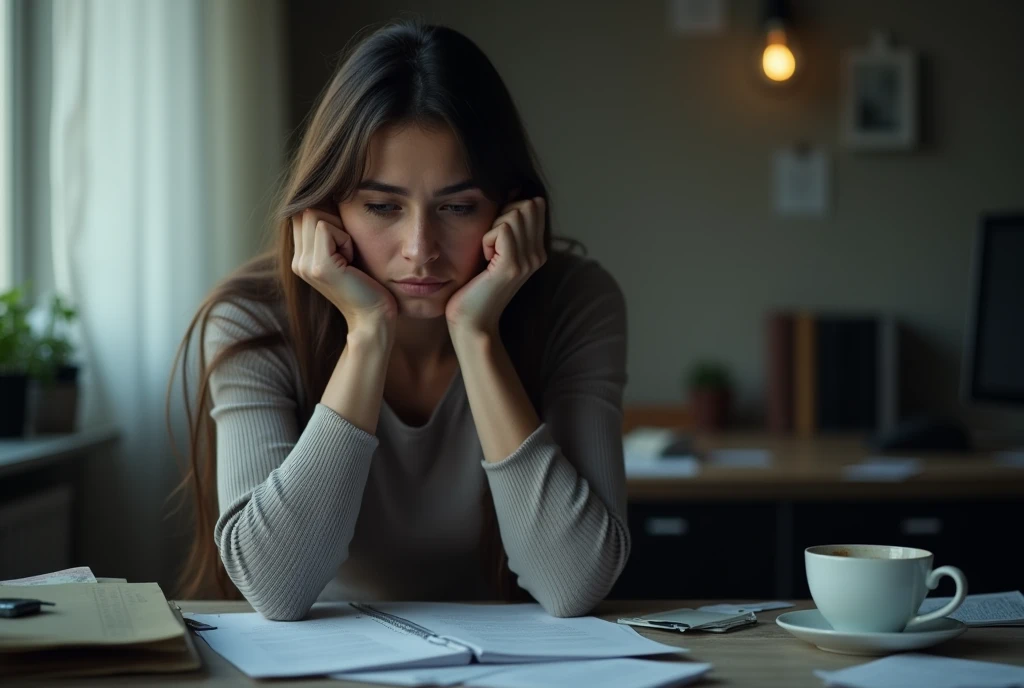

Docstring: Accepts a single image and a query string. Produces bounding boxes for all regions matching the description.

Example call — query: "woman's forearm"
[450,327,540,463]
[320,320,395,434]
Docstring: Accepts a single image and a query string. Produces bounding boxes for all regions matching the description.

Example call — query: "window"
[0,0,12,289]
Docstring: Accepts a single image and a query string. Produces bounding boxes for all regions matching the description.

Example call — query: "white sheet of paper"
[697,601,793,614]
[187,604,471,678]
[625,458,700,478]
[918,591,1024,626]
[365,602,683,663]
[707,448,772,469]
[0,566,98,585]
[336,664,508,686]
[815,654,1024,688]
[842,458,922,482]
[466,658,712,688]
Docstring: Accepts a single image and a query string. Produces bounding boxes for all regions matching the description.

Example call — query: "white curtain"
[49,0,286,585]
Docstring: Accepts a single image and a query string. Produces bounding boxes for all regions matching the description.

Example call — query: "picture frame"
[842,33,918,151]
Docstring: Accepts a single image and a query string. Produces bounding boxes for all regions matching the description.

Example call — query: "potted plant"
[28,294,80,433]
[686,360,733,432]
[0,286,35,437]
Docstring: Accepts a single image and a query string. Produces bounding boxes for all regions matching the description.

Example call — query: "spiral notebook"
[186,601,683,679]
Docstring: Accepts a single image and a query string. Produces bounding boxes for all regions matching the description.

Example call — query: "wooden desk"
[56,600,1024,687]
[627,432,1024,501]
[617,433,1024,601]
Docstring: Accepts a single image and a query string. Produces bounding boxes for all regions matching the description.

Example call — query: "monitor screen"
[965,214,1024,405]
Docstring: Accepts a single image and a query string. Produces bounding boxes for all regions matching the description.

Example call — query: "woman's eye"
[442,203,477,216]
[365,203,399,217]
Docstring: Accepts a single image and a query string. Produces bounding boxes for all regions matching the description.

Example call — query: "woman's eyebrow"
[357,179,478,197]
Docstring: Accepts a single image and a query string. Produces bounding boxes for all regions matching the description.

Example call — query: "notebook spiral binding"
[350,604,472,652]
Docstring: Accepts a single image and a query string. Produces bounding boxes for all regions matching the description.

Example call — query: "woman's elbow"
[538,589,602,618]
[216,544,315,621]
[250,595,312,621]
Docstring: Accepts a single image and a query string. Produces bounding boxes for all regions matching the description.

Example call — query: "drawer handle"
[901,517,943,536]
[645,517,689,537]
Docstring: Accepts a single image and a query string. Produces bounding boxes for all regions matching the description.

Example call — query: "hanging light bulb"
[758,0,800,86]
[762,22,796,82]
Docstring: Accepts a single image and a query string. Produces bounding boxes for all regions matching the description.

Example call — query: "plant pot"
[690,387,732,432]
[30,365,80,434]
[0,372,30,437]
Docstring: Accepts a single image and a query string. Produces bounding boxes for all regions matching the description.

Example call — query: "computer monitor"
[963,213,1024,406]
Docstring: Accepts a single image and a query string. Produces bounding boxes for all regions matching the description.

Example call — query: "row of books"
[766,311,900,436]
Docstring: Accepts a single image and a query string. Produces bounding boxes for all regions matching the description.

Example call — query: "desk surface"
[627,432,1024,501]
[59,599,1024,687]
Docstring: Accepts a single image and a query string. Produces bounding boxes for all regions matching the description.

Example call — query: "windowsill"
[0,426,121,478]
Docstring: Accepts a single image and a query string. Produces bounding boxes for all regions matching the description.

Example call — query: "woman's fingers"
[325,223,354,265]
[291,215,303,273]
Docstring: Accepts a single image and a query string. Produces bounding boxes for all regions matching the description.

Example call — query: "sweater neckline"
[380,366,464,433]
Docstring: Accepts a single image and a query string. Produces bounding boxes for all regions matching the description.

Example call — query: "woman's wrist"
[346,316,396,352]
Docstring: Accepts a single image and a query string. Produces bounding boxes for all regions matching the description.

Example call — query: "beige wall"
[285,1,1024,438]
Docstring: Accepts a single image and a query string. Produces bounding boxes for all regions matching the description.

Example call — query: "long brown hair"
[167,20,579,601]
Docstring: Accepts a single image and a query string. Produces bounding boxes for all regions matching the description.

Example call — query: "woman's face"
[338,123,499,319]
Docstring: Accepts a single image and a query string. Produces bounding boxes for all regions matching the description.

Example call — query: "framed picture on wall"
[842,33,918,151]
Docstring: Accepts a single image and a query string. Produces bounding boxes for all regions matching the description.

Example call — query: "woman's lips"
[393,280,450,296]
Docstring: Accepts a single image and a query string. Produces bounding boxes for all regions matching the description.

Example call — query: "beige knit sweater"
[204,254,629,620]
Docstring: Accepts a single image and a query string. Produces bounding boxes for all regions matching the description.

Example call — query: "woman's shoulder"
[542,249,626,319]
[206,295,288,342]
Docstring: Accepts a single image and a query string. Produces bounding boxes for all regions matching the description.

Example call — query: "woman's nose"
[401,211,440,265]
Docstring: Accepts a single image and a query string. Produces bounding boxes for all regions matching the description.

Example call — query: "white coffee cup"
[805,544,968,633]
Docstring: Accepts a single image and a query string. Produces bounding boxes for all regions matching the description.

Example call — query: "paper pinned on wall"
[773,145,830,217]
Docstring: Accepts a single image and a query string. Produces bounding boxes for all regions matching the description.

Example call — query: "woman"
[170,20,629,621]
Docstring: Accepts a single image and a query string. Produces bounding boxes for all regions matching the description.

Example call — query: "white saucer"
[776,609,967,656]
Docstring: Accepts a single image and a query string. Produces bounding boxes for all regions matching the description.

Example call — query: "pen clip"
[184,617,217,632]
[173,602,217,632]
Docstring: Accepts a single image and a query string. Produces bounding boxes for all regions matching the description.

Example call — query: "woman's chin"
[396,297,447,320]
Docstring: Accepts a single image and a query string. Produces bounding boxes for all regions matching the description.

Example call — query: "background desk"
[615,432,1024,600]
[54,600,1024,687]
[0,427,120,579]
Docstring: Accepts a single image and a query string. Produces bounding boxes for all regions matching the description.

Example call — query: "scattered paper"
[337,664,508,686]
[187,606,472,678]
[698,601,793,614]
[918,590,1024,627]
[367,602,683,663]
[815,654,1024,688]
[1,566,97,586]
[707,448,772,468]
[462,658,712,688]
[842,457,922,482]
[625,458,701,478]
[188,602,682,679]
[623,428,680,463]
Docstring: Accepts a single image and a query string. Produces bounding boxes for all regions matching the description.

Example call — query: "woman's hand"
[445,196,547,335]
[291,208,397,330]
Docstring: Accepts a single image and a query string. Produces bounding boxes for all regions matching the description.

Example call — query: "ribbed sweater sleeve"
[482,262,631,617]
[204,301,378,621]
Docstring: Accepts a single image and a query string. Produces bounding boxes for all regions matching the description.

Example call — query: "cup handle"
[906,565,968,628]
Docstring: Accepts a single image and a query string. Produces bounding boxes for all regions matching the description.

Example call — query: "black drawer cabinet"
[610,502,777,599]
[791,501,1001,598]
[959,499,1024,594]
